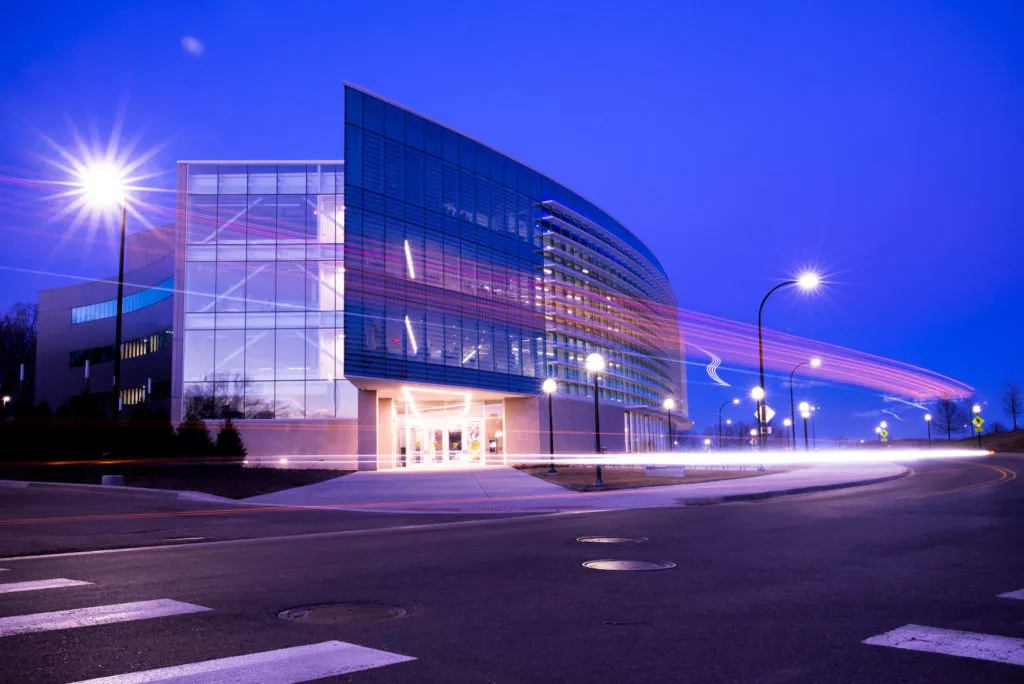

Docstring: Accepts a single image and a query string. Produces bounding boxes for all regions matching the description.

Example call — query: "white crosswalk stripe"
[997,588,1024,600]
[864,624,1024,667]
[0,599,211,637]
[67,640,416,683]
[0,578,92,594]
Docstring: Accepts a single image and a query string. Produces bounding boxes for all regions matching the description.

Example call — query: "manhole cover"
[577,536,649,544]
[583,559,676,571]
[278,603,409,625]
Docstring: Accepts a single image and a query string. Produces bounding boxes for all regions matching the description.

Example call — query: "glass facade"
[71,278,174,324]
[343,88,547,394]
[179,162,356,420]
[343,86,682,410]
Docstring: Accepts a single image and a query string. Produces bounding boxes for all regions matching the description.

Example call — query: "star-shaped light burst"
[37,118,167,248]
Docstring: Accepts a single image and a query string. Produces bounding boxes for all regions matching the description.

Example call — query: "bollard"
[101,474,125,487]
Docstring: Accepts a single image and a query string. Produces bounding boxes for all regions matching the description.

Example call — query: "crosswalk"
[864,587,1024,668]
[0,568,416,682]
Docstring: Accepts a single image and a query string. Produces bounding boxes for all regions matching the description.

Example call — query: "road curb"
[0,479,236,504]
[674,467,910,506]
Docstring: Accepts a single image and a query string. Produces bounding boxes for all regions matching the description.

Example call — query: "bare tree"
[932,396,966,441]
[1000,379,1022,431]
[0,303,37,405]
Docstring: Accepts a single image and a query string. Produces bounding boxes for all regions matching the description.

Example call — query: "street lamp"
[789,357,821,451]
[718,398,739,449]
[748,428,758,450]
[924,413,932,448]
[75,162,129,421]
[798,401,811,451]
[542,378,557,474]
[1,395,9,417]
[756,271,821,449]
[703,438,711,452]
[972,404,982,448]
[783,417,793,449]
[585,352,606,488]
[663,397,676,452]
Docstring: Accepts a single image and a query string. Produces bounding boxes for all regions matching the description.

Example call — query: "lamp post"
[663,397,676,452]
[810,406,817,450]
[718,398,739,449]
[585,353,606,488]
[1,395,10,419]
[799,401,811,451]
[703,438,711,453]
[789,358,821,451]
[875,426,882,444]
[749,428,758,450]
[543,378,557,474]
[756,272,821,449]
[783,417,792,449]
[973,404,982,449]
[924,413,932,448]
[750,386,765,450]
[74,163,129,422]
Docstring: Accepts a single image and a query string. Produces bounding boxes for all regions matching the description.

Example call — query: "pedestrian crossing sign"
[972,415,984,428]
[879,429,889,441]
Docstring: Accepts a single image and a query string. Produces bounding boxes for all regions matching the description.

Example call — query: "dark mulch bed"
[0,462,350,500]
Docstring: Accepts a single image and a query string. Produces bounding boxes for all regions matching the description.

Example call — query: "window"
[71,278,175,324]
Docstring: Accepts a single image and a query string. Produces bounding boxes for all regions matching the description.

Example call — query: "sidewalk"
[243,463,908,513]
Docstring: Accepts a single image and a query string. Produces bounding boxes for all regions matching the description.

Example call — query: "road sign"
[879,429,889,441]
[974,426,983,433]
[972,415,984,428]
[755,405,776,423]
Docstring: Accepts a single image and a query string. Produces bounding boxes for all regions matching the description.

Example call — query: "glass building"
[171,85,688,468]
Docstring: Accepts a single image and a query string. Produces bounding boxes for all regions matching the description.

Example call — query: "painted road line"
[0,599,211,637]
[0,578,92,594]
[863,624,1024,666]
[998,589,1024,600]
[68,640,416,683]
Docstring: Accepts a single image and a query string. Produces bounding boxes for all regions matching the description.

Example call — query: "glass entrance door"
[395,394,502,468]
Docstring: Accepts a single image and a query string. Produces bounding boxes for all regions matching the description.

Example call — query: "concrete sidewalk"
[244,463,908,513]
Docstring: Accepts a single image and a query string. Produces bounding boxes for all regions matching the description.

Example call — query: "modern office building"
[38,85,688,468]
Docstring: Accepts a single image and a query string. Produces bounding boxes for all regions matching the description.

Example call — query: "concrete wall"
[503,396,541,457]
[228,419,359,469]
[508,394,627,463]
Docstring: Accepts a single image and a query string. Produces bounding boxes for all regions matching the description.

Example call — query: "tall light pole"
[783,417,792,449]
[75,163,129,422]
[663,397,676,452]
[799,401,811,451]
[810,406,818,450]
[789,358,821,451]
[543,378,557,474]
[972,404,982,449]
[718,398,739,449]
[585,353,606,488]
[924,413,932,448]
[756,272,821,449]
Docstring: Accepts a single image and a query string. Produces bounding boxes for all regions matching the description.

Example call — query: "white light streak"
[404,315,418,354]
[404,239,416,279]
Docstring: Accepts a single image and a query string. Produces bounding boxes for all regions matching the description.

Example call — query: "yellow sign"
[972,416,984,428]
[879,429,889,440]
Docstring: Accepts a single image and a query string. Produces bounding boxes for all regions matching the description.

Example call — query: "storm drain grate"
[577,536,649,544]
[583,559,676,571]
[278,603,410,625]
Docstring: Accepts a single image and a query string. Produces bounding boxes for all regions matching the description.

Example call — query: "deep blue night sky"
[2,1,1022,442]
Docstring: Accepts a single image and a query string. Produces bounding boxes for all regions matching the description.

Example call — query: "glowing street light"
[663,397,676,452]
[924,413,932,448]
[783,417,793,449]
[584,353,606,488]
[879,421,888,429]
[542,378,557,475]
[718,398,740,448]
[751,386,765,401]
[756,271,822,449]
[789,357,822,451]
[71,161,130,421]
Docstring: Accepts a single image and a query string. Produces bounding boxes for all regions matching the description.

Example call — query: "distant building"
[38,85,688,467]
[36,224,174,414]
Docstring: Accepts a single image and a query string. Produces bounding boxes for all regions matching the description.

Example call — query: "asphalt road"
[0,455,1021,683]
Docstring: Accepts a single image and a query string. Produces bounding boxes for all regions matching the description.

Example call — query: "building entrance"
[395,391,503,467]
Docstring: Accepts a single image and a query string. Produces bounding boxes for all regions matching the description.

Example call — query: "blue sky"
[1,0,1022,441]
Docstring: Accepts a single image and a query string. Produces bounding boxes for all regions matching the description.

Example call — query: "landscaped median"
[515,464,791,492]
[0,461,351,500]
